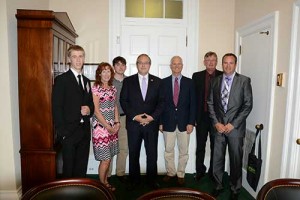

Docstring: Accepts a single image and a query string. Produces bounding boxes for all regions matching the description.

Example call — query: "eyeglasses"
[137,62,150,65]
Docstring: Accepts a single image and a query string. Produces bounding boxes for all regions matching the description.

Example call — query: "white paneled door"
[120,25,187,78]
[282,0,300,179]
[237,13,277,197]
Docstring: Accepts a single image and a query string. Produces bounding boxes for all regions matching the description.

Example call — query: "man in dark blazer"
[159,56,196,186]
[192,51,222,181]
[120,54,164,190]
[52,45,94,178]
[207,53,253,200]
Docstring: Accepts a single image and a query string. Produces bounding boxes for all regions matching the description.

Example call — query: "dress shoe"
[116,175,128,183]
[126,181,141,191]
[194,172,205,181]
[163,175,176,182]
[147,181,160,189]
[212,188,223,197]
[177,177,185,186]
[231,191,239,200]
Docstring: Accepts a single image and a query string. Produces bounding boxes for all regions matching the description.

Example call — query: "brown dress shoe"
[163,175,175,182]
[177,177,185,186]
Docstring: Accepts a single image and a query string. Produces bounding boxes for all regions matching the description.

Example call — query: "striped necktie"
[221,76,231,112]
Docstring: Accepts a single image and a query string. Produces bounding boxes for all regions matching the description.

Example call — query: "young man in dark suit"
[120,54,164,190]
[192,51,223,181]
[52,45,94,178]
[159,56,196,186]
[207,53,253,199]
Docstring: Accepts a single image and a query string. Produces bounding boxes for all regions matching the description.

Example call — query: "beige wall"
[199,0,235,71]
[50,0,109,63]
[235,0,295,181]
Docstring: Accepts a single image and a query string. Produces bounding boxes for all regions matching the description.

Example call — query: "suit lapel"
[166,76,174,105]
[145,74,155,101]
[67,70,84,95]
[217,75,223,98]
[178,76,185,106]
[227,73,239,110]
[134,74,144,101]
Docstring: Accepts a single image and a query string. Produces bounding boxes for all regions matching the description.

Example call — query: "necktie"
[173,77,179,107]
[141,77,147,100]
[77,75,84,93]
[221,76,231,112]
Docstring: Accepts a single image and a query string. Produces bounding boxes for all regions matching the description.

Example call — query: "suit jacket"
[207,73,253,137]
[120,73,164,129]
[160,75,196,132]
[52,69,94,139]
[192,69,222,123]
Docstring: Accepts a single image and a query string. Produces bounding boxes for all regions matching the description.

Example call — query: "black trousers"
[62,124,90,178]
[195,112,214,175]
[127,123,159,184]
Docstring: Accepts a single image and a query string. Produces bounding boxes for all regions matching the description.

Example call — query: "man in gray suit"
[207,53,253,200]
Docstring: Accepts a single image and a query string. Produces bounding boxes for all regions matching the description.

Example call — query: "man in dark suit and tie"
[52,45,94,178]
[207,53,253,200]
[192,51,223,181]
[120,54,164,190]
[159,56,196,186]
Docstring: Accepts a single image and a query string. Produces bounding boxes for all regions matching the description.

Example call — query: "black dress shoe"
[163,175,176,182]
[231,192,239,200]
[194,172,205,181]
[126,182,141,191]
[212,188,223,197]
[117,175,128,183]
[147,181,160,189]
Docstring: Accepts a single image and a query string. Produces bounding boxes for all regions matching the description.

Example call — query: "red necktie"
[173,77,179,107]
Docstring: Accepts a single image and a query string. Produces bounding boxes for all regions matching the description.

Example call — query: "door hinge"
[186,36,188,47]
[239,45,242,55]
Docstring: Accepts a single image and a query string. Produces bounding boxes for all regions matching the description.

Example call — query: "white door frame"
[109,0,199,77]
[281,0,300,178]
[235,12,278,197]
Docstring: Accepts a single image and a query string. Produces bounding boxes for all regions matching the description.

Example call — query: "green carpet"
[87,173,255,200]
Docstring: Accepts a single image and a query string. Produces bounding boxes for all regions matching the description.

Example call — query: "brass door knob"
[297,139,300,145]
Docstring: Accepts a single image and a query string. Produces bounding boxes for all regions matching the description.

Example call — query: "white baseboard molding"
[0,186,22,200]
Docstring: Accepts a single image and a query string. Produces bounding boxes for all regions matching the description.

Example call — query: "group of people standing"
[52,45,253,200]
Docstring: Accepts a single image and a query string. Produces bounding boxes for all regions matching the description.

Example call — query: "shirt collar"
[172,74,182,81]
[70,68,82,77]
[138,73,149,80]
[223,72,236,80]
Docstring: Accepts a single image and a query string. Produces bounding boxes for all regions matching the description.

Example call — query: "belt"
[120,113,126,116]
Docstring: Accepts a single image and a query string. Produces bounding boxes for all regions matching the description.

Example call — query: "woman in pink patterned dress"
[92,62,120,191]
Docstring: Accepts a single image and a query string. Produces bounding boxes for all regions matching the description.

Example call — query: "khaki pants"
[163,127,190,178]
[108,115,128,176]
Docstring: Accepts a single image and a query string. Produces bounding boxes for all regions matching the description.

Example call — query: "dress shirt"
[138,73,149,92]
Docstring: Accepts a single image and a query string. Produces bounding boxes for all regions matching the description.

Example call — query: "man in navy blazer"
[120,54,164,190]
[159,56,196,186]
[52,45,94,178]
[207,53,253,199]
